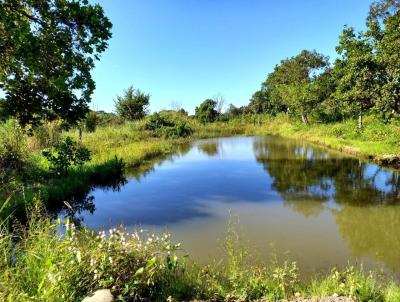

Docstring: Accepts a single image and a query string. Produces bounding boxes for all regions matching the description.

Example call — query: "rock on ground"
[82,289,114,302]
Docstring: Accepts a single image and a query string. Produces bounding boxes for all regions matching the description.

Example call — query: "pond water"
[58,136,400,276]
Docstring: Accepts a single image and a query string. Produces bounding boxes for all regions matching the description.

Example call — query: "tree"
[248,90,272,114]
[367,1,400,120]
[0,0,112,127]
[226,104,244,118]
[334,27,379,129]
[195,99,218,123]
[368,0,400,22]
[114,86,150,120]
[263,50,329,123]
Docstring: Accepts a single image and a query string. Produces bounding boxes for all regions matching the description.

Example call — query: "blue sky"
[91,0,371,114]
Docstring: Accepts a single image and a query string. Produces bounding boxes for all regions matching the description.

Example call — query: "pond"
[58,136,400,276]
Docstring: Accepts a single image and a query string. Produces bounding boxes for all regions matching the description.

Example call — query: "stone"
[82,289,114,302]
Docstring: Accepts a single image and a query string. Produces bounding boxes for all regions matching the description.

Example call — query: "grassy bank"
[0,207,399,302]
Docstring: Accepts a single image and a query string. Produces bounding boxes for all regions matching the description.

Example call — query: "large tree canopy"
[367,0,400,119]
[334,26,379,128]
[0,0,112,126]
[262,50,329,123]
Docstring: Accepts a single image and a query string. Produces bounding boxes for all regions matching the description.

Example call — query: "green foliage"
[0,205,190,302]
[0,119,27,171]
[248,90,283,115]
[0,0,112,126]
[225,104,246,118]
[195,99,219,123]
[259,50,329,123]
[144,113,193,138]
[249,1,400,127]
[334,26,379,128]
[30,120,63,149]
[114,86,150,121]
[85,111,98,133]
[367,2,400,120]
[310,267,383,302]
[42,137,91,176]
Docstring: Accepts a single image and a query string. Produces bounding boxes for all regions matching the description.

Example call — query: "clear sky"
[90,0,372,114]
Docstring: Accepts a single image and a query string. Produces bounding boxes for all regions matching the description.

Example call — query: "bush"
[195,99,219,123]
[85,111,98,133]
[144,113,193,138]
[30,120,63,149]
[0,119,27,171]
[114,86,150,121]
[42,137,91,176]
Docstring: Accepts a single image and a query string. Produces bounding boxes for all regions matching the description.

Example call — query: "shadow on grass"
[0,157,126,225]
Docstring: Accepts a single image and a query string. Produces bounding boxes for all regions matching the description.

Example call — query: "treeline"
[227,0,400,129]
[2,0,400,133]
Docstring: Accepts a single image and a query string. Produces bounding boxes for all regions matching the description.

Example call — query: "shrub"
[30,120,63,149]
[114,86,150,121]
[85,111,98,133]
[42,137,91,176]
[0,119,27,171]
[195,99,219,123]
[144,113,193,138]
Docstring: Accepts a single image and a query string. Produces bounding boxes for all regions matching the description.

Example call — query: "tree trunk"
[301,113,308,124]
[358,110,363,130]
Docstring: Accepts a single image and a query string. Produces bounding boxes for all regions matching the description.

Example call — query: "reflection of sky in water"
[82,157,280,228]
[57,136,400,276]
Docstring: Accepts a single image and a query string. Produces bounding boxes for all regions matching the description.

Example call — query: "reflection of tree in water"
[253,136,340,216]
[332,205,400,271]
[253,136,400,269]
[333,164,400,206]
[197,142,220,156]
[49,175,128,227]
[53,143,193,226]
[253,136,400,209]
[127,142,192,181]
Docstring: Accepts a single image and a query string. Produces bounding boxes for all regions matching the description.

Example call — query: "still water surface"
[59,136,400,275]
